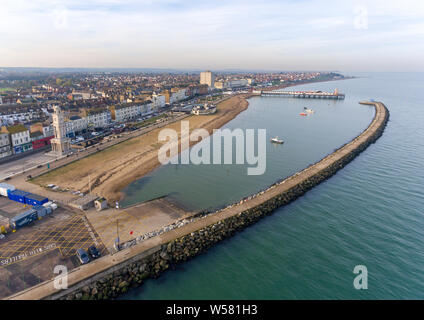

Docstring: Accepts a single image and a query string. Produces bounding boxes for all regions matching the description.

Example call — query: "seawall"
[6,101,389,300]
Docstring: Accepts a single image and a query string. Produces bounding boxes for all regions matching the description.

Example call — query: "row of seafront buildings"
[0,124,52,158]
[62,86,208,137]
[0,101,152,159]
[0,74,214,160]
[0,87,192,159]
[200,70,252,90]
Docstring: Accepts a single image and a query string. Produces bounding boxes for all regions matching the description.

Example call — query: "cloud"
[0,0,423,70]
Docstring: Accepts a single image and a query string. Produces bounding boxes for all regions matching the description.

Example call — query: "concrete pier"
[261,90,345,99]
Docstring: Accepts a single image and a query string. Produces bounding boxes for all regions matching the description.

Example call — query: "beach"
[32,95,250,202]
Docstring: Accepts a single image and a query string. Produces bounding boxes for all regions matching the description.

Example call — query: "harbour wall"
[7,101,389,300]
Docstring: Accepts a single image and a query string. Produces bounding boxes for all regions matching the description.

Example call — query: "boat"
[299,112,307,116]
[270,136,284,144]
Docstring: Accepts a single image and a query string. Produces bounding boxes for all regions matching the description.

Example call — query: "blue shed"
[24,193,49,206]
[8,190,30,203]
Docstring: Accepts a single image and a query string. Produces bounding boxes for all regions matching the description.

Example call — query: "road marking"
[0,213,106,265]
[0,243,57,267]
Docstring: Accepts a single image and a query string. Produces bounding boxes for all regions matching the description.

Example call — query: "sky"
[1,0,424,71]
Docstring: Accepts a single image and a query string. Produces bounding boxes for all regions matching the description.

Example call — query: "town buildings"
[65,116,87,137]
[214,79,249,89]
[83,109,111,129]
[0,133,12,158]
[200,71,215,88]
[1,125,32,154]
[151,94,166,109]
[187,84,208,97]
[110,104,141,122]
[0,69,344,160]
[30,131,52,150]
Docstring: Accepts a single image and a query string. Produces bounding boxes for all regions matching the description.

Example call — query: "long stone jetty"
[6,101,389,300]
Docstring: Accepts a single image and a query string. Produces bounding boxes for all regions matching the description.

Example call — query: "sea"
[120,72,424,299]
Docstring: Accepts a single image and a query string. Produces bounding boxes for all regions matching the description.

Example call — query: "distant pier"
[260,89,345,100]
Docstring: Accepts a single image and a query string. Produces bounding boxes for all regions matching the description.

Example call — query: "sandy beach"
[32,95,250,202]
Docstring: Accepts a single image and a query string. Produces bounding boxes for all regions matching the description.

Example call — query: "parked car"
[76,248,90,265]
[88,245,101,259]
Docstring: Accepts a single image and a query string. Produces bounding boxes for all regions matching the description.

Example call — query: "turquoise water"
[121,73,424,299]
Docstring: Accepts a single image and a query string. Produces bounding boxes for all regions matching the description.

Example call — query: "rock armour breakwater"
[7,101,389,300]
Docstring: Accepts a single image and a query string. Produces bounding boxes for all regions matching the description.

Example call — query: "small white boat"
[270,136,284,144]
[304,107,315,114]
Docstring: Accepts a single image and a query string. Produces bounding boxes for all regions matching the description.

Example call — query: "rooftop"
[1,124,28,134]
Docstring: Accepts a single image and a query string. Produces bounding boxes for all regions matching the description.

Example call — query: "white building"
[111,104,141,122]
[65,116,88,136]
[214,79,249,89]
[42,124,54,138]
[141,102,154,115]
[0,111,37,125]
[151,94,166,110]
[0,133,12,158]
[86,110,111,128]
[200,71,215,87]
[1,125,32,154]
[72,91,94,100]
[171,88,187,103]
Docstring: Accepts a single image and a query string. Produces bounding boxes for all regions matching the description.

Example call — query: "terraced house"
[1,124,32,154]
[65,115,88,138]
[0,132,12,158]
[83,108,111,129]
[109,104,141,122]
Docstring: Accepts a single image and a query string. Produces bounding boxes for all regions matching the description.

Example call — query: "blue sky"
[1,0,424,71]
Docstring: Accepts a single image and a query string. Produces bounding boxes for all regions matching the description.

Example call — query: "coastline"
[31,95,250,203]
[7,101,389,300]
[30,77,351,203]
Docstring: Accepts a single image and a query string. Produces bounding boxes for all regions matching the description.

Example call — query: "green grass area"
[0,87,16,93]
[198,95,223,104]
[132,114,168,128]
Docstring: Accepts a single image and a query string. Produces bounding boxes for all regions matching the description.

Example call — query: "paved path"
[5,102,388,300]
[0,152,56,181]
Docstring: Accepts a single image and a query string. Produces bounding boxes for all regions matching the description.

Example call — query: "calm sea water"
[121,72,424,299]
